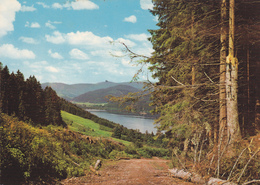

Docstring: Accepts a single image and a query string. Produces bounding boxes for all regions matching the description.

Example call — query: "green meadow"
[61,111,131,145]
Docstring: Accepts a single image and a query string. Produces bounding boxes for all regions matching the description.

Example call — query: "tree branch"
[171,76,185,86]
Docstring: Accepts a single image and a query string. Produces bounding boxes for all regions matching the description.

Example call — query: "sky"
[0,0,158,84]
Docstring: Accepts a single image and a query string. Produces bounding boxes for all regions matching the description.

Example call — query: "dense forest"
[116,0,260,147]
[115,0,260,183]
[143,0,260,144]
[0,65,64,127]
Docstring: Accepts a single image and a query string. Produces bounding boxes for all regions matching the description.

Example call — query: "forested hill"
[41,81,144,100]
[0,65,64,126]
[72,85,140,103]
[0,64,118,129]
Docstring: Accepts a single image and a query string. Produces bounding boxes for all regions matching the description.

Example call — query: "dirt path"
[61,157,195,185]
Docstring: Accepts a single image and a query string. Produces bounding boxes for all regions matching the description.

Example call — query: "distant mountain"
[72,85,140,103]
[41,81,144,100]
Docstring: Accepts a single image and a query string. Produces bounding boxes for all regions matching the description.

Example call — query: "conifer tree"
[7,73,19,115]
[44,86,63,126]
[16,70,26,120]
[0,66,10,114]
[24,76,45,124]
[146,0,220,147]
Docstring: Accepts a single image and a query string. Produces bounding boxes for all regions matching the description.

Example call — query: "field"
[61,111,131,145]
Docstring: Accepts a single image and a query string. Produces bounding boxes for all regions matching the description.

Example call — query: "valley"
[43,81,155,117]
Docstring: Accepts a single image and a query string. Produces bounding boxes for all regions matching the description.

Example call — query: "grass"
[61,111,131,146]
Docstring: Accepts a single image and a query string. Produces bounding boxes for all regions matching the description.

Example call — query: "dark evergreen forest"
[0,63,120,129]
[0,64,64,126]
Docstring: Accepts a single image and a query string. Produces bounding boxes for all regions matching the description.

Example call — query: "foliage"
[0,113,124,184]
[59,98,117,129]
[145,0,221,151]
[72,85,140,103]
[0,66,64,127]
[109,150,135,160]
[137,146,170,159]
[61,110,112,138]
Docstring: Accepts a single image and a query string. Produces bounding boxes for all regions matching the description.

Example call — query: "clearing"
[61,157,195,185]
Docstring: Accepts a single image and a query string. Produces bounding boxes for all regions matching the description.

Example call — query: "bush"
[109,150,134,160]
[0,114,123,184]
[137,147,170,158]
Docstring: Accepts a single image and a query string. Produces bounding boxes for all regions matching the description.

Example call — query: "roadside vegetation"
[0,113,125,184]
[110,0,260,184]
[0,63,170,184]
[0,108,169,184]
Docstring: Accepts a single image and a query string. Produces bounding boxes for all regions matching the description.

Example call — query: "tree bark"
[219,0,227,142]
[226,0,241,144]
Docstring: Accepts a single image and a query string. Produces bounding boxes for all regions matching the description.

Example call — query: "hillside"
[42,81,144,100]
[72,85,141,103]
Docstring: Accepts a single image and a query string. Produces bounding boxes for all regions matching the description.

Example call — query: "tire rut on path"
[62,157,196,185]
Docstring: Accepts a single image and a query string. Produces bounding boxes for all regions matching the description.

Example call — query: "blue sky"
[0,0,157,84]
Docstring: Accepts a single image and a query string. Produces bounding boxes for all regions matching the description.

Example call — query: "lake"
[87,109,157,134]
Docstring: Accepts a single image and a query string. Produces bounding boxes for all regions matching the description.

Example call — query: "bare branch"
[204,72,215,83]
[242,180,260,185]
[228,139,254,181]
[121,42,149,59]
[171,76,185,86]
[237,148,260,183]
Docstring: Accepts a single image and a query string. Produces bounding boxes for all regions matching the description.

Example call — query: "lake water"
[87,109,157,134]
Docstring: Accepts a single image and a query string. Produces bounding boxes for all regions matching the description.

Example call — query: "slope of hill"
[41,81,144,100]
[72,85,140,103]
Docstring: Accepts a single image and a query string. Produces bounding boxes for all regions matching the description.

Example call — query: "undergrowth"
[170,135,260,184]
[0,114,123,184]
[0,112,170,184]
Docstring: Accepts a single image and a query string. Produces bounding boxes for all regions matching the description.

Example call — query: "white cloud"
[52,0,99,10]
[66,31,113,47]
[124,15,137,23]
[36,2,50,8]
[20,5,36,12]
[121,58,133,67]
[153,15,159,22]
[52,3,63,9]
[0,44,35,59]
[125,33,150,41]
[45,31,137,52]
[45,20,61,29]
[69,48,89,60]
[140,0,154,10]
[45,31,66,44]
[71,0,99,10]
[136,46,154,57]
[45,66,59,73]
[0,0,21,38]
[116,38,136,47]
[31,22,41,28]
[19,36,38,44]
[48,49,63,59]
[25,21,41,28]
[45,22,55,29]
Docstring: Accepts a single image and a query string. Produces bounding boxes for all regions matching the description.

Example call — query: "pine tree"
[7,73,19,115]
[44,86,63,126]
[146,0,220,147]
[0,66,10,114]
[24,76,45,124]
[15,70,26,120]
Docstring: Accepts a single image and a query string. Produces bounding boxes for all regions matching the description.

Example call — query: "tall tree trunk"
[219,0,227,144]
[226,0,241,144]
